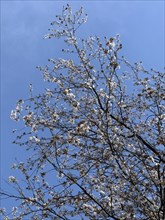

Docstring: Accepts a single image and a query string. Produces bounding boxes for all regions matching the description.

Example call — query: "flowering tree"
[1,5,165,220]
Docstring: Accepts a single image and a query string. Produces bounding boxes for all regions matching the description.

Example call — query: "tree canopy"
[1,5,165,220]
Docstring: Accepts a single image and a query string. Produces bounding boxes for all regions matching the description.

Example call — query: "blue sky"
[1,0,164,213]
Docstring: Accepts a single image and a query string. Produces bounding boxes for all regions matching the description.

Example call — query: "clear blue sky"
[1,0,164,213]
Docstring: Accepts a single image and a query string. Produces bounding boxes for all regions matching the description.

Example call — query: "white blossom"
[10,110,18,121]
[29,136,40,143]
[8,176,17,183]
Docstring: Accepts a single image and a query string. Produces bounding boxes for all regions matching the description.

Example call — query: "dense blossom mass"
[1,5,165,220]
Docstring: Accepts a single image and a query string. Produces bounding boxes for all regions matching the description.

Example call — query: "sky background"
[1,0,164,214]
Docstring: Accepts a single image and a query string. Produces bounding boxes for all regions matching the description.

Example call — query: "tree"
[1,5,165,220]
